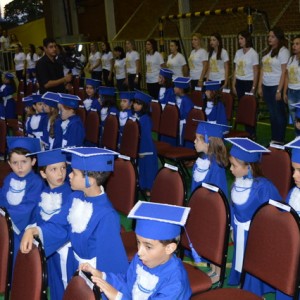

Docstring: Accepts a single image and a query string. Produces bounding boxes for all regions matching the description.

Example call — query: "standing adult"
[0,30,10,50]
[125,39,141,90]
[14,43,26,83]
[101,41,114,87]
[167,40,188,79]
[85,42,102,81]
[258,27,289,144]
[145,39,165,100]
[113,46,126,91]
[36,38,72,94]
[26,44,39,81]
[188,33,208,90]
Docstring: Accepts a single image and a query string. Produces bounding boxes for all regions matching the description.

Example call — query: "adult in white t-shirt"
[85,42,102,81]
[14,43,26,83]
[101,41,114,87]
[145,39,165,100]
[207,33,229,88]
[26,44,39,81]
[258,27,290,144]
[167,40,188,79]
[125,40,141,91]
[113,46,126,91]
[188,33,208,90]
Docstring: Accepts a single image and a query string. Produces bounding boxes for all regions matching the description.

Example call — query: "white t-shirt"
[0,36,10,50]
[88,51,102,72]
[167,52,187,78]
[114,58,126,80]
[101,51,113,71]
[188,48,208,80]
[287,56,300,90]
[126,50,140,74]
[26,53,39,69]
[14,52,26,71]
[146,51,164,83]
[208,48,229,81]
[262,47,290,86]
[234,48,259,81]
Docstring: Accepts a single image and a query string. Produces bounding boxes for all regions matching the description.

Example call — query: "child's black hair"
[80,170,111,186]
[101,95,117,108]
[133,99,150,116]
[8,147,32,160]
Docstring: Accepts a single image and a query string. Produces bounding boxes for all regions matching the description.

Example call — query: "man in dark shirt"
[36,38,72,94]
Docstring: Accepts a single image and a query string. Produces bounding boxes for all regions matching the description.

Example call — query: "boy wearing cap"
[0,137,44,264]
[57,93,85,148]
[21,147,128,286]
[80,201,192,300]
[83,78,101,113]
[0,72,17,119]
[226,138,281,288]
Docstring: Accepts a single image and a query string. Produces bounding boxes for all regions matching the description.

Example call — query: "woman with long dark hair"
[167,40,188,78]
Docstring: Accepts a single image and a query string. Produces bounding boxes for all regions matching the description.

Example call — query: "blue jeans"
[287,88,300,123]
[262,85,287,143]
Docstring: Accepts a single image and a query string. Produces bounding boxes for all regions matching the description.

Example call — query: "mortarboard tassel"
[184,228,202,263]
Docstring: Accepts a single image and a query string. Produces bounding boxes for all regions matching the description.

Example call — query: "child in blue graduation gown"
[20,147,129,291]
[31,149,72,300]
[83,78,101,113]
[226,138,282,290]
[158,68,175,109]
[57,93,85,148]
[0,73,17,119]
[80,201,192,300]
[0,137,43,265]
[133,90,158,195]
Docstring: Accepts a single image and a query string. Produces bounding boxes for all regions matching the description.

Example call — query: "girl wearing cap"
[133,90,158,196]
[83,78,101,113]
[167,40,188,79]
[0,72,17,119]
[158,68,176,109]
[226,138,281,289]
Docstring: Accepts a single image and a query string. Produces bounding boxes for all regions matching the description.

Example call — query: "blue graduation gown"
[0,83,16,119]
[206,101,227,125]
[100,106,119,140]
[105,254,192,300]
[61,115,85,148]
[83,97,101,113]
[159,87,176,106]
[0,171,44,264]
[118,109,133,145]
[178,95,194,146]
[39,190,128,281]
[191,156,228,198]
[229,177,281,288]
[25,112,49,143]
[136,113,158,190]
[33,182,72,300]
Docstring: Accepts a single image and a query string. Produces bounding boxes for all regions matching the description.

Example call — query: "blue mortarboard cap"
[22,95,34,107]
[42,92,60,108]
[119,91,135,101]
[173,77,191,89]
[7,136,41,153]
[290,103,300,119]
[196,121,231,139]
[58,93,81,109]
[128,201,190,240]
[225,137,270,163]
[5,73,14,79]
[31,94,42,103]
[62,147,118,172]
[204,81,221,91]
[159,68,173,80]
[86,78,101,89]
[134,90,152,104]
[284,138,300,163]
[98,86,116,96]
[33,149,66,167]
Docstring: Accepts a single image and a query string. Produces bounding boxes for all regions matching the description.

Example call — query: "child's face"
[133,101,143,112]
[229,156,248,178]
[120,99,131,111]
[295,120,300,130]
[58,104,74,121]
[34,102,44,113]
[205,90,214,99]
[174,87,182,96]
[43,103,51,113]
[292,161,300,188]
[158,75,165,85]
[136,234,174,269]
[40,162,67,189]
[85,85,95,98]
[69,168,85,191]
[194,134,208,154]
[8,153,35,178]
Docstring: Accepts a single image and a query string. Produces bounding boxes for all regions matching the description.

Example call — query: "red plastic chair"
[84,110,99,146]
[101,114,119,151]
[221,91,234,124]
[190,90,205,107]
[150,100,162,133]
[0,119,7,156]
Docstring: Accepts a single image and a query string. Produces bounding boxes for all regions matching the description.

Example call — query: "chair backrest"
[84,110,99,145]
[261,147,292,199]
[0,119,7,155]
[190,90,204,107]
[25,81,33,96]
[0,207,13,299]
[63,271,99,300]
[183,107,206,143]
[119,118,140,159]
[16,93,25,118]
[234,95,257,127]
[101,114,119,150]
[73,76,80,95]
[151,164,186,206]
[106,157,137,215]
[77,106,87,125]
[181,184,231,286]
[150,100,162,133]
[221,92,234,123]
[11,237,48,300]
[242,201,300,297]
[0,162,11,188]
[17,80,24,94]
[158,103,179,138]
[77,87,85,101]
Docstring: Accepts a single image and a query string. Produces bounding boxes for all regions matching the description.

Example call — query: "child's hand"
[20,227,39,253]
[79,263,102,278]
[205,90,212,99]
[92,276,119,300]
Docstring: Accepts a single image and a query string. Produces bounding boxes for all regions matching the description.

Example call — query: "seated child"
[80,200,192,300]
[0,137,43,264]
[0,72,17,119]
[158,68,175,109]
[20,147,128,284]
[83,78,101,113]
